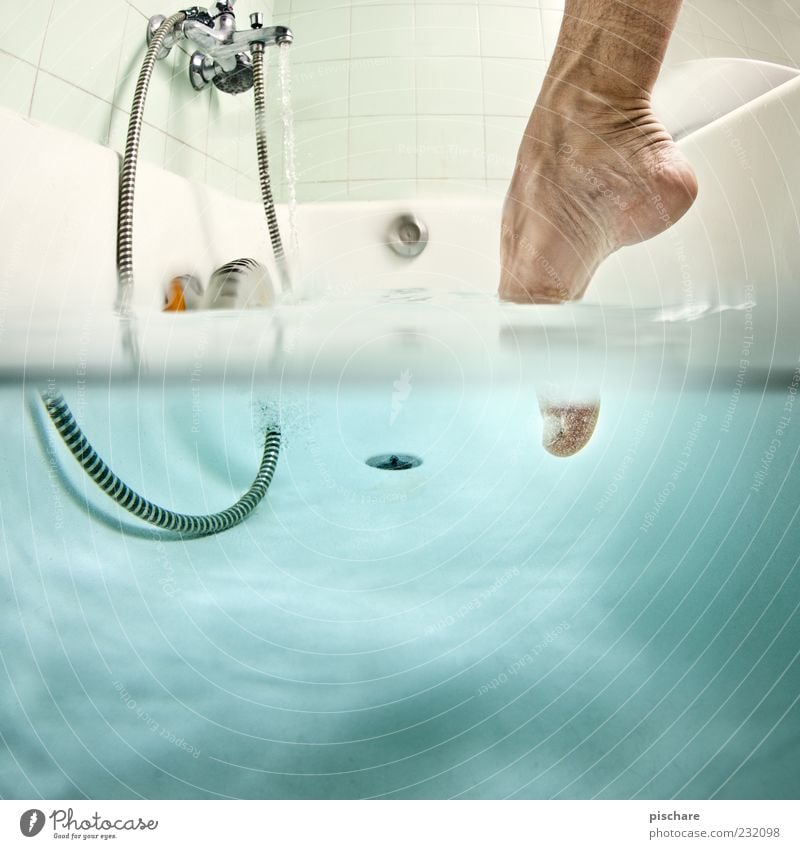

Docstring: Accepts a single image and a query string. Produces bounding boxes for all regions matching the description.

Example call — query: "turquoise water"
[1,371,799,799]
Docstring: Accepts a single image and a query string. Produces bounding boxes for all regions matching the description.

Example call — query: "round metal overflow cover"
[366,453,423,470]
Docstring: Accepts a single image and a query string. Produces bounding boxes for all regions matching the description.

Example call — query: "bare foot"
[499,86,698,303]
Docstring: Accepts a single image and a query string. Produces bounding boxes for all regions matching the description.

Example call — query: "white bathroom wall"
[2,0,800,204]
[0,0,276,201]
[273,0,800,202]
[667,0,800,66]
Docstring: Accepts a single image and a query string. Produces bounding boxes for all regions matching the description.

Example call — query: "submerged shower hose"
[39,12,286,537]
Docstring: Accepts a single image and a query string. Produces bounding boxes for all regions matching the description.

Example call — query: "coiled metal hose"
[116,9,187,317]
[42,389,281,536]
[252,42,291,294]
[39,13,285,538]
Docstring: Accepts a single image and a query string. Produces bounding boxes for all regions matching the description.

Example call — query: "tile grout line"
[476,0,487,189]
[28,0,57,118]
[345,0,353,197]
[25,1,800,200]
[0,46,39,70]
[412,0,418,199]
[106,3,134,148]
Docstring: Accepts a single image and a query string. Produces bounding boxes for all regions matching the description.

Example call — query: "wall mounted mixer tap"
[147,3,293,94]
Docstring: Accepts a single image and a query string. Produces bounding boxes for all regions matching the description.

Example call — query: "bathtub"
[1,58,800,801]
[2,58,800,384]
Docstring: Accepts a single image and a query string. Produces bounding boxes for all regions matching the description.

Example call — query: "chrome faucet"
[147,4,293,94]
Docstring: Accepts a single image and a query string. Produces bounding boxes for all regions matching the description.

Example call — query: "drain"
[366,453,422,470]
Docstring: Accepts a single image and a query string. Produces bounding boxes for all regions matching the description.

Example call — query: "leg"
[499,0,697,303]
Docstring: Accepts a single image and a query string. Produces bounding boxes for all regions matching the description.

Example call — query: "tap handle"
[184,7,215,26]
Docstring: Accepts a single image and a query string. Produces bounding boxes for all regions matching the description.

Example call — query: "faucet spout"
[180,6,292,54]
[212,25,293,62]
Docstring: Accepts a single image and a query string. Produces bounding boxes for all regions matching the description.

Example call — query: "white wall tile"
[8,0,800,206]
[482,57,545,116]
[539,8,562,61]
[701,36,754,61]
[350,56,415,115]
[346,179,416,201]
[781,20,800,63]
[664,27,707,65]
[416,57,483,115]
[291,59,349,119]
[743,16,791,59]
[0,0,55,65]
[486,178,509,198]
[40,0,127,102]
[297,180,348,202]
[205,158,239,196]
[288,8,351,63]
[698,0,747,46]
[207,92,237,168]
[0,51,37,115]
[350,5,414,58]
[416,5,480,58]
[295,118,349,182]
[485,114,525,180]
[289,0,344,13]
[677,3,705,36]
[9,0,290,193]
[417,116,485,179]
[166,48,211,148]
[127,0,185,17]
[30,71,111,144]
[349,117,416,180]
[417,178,489,197]
[235,171,261,203]
[479,5,545,59]
[165,136,206,182]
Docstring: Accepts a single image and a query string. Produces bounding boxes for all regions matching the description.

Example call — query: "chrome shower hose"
[41,389,281,536]
[252,42,290,293]
[40,12,285,538]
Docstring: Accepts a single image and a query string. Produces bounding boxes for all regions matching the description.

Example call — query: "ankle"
[541,74,651,124]
[524,74,674,165]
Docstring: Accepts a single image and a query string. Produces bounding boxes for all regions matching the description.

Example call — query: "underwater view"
[2,335,798,799]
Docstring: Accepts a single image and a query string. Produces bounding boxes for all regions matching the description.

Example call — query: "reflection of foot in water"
[539,400,600,457]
